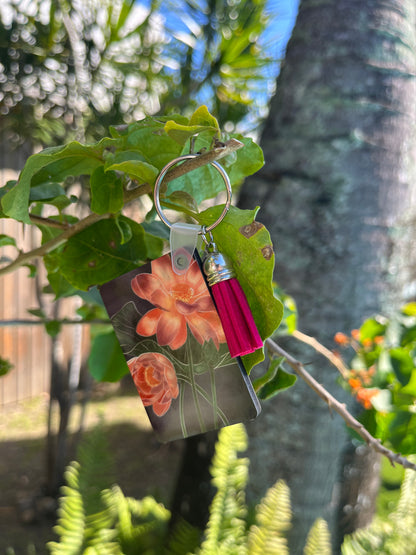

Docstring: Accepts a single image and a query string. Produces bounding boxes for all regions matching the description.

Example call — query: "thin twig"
[155,137,244,193]
[265,337,416,471]
[292,329,350,379]
[29,214,69,229]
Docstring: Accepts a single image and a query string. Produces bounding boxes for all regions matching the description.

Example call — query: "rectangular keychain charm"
[99,251,261,442]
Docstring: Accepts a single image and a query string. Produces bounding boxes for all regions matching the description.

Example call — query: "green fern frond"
[166,518,201,555]
[48,462,87,555]
[303,518,331,555]
[198,424,249,554]
[102,486,170,554]
[247,480,291,555]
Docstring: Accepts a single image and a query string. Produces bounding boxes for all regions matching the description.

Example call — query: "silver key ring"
[153,154,232,233]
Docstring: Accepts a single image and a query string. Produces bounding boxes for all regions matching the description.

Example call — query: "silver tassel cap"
[203,243,236,286]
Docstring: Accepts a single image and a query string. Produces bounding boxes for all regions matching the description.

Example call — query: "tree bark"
[238,0,416,551]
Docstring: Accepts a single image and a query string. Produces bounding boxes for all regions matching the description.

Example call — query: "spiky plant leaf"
[247,480,291,555]
[303,518,331,555]
[48,462,87,554]
[198,424,249,554]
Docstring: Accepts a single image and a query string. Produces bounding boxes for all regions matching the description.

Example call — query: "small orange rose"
[128,352,179,417]
[334,332,349,346]
[348,377,362,391]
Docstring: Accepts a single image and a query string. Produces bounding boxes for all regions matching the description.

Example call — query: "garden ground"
[0,384,184,554]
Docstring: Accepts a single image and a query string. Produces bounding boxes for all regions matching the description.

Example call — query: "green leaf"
[29,183,66,201]
[401,370,416,397]
[57,216,163,290]
[165,190,198,213]
[1,138,118,223]
[224,134,264,186]
[189,105,220,130]
[166,163,229,205]
[0,356,13,377]
[253,356,284,391]
[274,285,298,336]
[390,348,414,385]
[88,330,129,382]
[27,308,46,318]
[90,166,124,215]
[46,269,79,299]
[125,119,183,170]
[256,366,297,400]
[0,234,17,248]
[114,216,133,245]
[401,302,416,316]
[198,205,283,372]
[359,317,387,341]
[45,320,61,337]
[105,160,159,186]
[164,121,218,146]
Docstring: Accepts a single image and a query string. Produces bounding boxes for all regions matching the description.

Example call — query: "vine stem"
[265,337,416,471]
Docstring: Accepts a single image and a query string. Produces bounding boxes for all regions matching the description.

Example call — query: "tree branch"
[292,329,350,379]
[265,337,416,472]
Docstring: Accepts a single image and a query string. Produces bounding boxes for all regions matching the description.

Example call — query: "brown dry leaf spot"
[239,221,264,238]
[261,246,273,260]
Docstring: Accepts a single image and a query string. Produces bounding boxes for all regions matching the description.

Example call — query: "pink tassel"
[203,243,263,358]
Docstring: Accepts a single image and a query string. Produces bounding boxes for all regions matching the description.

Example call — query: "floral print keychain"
[99,155,261,442]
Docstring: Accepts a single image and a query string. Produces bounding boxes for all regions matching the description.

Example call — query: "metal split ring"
[153,154,232,233]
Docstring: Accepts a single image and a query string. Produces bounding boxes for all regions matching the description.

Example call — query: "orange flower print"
[131,254,226,350]
[128,352,179,416]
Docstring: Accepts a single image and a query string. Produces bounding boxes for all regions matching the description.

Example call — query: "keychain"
[99,155,261,442]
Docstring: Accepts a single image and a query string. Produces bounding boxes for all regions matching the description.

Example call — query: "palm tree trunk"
[238,0,416,550]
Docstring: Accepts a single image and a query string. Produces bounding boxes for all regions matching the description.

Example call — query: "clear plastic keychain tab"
[169,222,201,275]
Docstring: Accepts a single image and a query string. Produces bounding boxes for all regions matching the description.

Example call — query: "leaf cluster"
[0,106,282,378]
[336,304,416,455]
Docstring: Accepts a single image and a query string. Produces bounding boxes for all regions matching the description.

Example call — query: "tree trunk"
[238,0,416,551]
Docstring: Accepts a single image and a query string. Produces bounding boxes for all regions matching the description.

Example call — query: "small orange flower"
[348,377,362,391]
[356,387,379,410]
[374,336,384,345]
[351,329,360,340]
[334,332,349,346]
[362,338,373,349]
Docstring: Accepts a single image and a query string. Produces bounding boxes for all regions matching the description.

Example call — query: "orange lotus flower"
[128,352,179,416]
[131,254,226,350]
